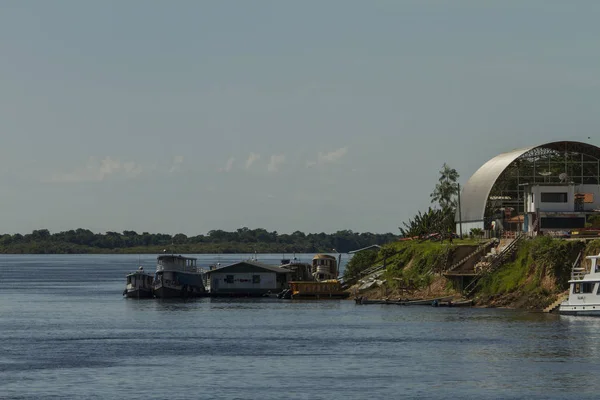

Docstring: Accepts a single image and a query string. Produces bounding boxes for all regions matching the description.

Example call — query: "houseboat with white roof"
[153,254,206,298]
[559,252,600,316]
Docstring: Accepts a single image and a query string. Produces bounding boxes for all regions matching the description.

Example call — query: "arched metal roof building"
[456,141,600,233]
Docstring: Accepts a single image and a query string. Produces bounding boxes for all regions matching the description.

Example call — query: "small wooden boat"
[433,299,473,307]
[402,296,454,306]
[289,280,349,299]
[354,297,401,305]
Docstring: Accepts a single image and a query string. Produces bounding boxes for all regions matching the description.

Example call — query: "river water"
[1,254,600,399]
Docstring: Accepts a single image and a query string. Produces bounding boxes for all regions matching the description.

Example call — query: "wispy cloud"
[306,146,348,167]
[169,155,184,173]
[267,154,285,172]
[45,157,144,183]
[218,157,235,172]
[245,153,261,170]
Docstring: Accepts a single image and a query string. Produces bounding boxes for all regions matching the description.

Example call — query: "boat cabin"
[560,253,600,314]
[312,254,338,281]
[127,272,154,287]
[156,255,200,273]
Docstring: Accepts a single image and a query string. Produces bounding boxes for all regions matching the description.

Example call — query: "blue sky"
[2,1,600,235]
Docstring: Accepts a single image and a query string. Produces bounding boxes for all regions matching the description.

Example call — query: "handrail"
[571,250,585,280]
[445,240,495,273]
[463,234,526,297]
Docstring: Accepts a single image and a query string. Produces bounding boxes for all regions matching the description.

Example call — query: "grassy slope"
[356,240,464,299]
[477,237,587,309]
[356,237,596,310]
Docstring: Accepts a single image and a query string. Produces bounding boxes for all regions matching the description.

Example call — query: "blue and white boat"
[559,253,600,316]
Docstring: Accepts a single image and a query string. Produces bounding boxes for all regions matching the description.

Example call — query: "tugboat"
[286,254,349,299]
[123,266,154,299]
[153,253,206,298]
[559,252,600,316]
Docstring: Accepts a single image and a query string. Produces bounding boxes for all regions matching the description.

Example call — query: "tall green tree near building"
[430,163,460,209]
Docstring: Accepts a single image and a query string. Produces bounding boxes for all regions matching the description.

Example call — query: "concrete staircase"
[544,293,569,313]
[445,240,495,274]
[463,234,526,297]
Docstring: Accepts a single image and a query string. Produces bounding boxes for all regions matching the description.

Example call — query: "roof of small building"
[157,254,197,261]
[205,260,292,274]
[313,254,336,260]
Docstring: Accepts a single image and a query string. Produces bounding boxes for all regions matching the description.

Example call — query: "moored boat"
[559,253,600,316]
[403,296,454,306]
[153,254,206,298]
[123,266,154,299]
[289,280,349,299]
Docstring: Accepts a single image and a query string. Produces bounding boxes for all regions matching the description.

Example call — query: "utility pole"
[457,182,463,239]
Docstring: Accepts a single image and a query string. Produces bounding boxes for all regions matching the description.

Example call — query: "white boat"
[559,253,600,316]
[153,254,206,298]
[123,266,154,298]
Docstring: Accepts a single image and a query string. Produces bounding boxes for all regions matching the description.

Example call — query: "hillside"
[348,236,596,310]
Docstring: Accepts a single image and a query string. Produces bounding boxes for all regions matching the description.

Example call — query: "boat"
[153,254,206,298]
[354,297,401,305]
[402,296,454,306]
[283,254,349,299]
[288,280,350,299]
[354,296,461,306]
[432,299,473,307]
[123,266,154,299]
[559,252,600,316]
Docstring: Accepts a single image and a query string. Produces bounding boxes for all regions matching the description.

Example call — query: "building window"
[252,275,260,284]
[582,282,595,293]
[540,192,568,203]
[225,275,234,284]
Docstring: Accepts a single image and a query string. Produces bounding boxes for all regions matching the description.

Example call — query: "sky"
[2,1,600,235]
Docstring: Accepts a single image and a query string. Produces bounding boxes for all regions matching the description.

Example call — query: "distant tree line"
[0,228,398,254]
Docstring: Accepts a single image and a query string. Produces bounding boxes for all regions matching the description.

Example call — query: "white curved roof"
[457,141,600,223]
[458,146,534,222]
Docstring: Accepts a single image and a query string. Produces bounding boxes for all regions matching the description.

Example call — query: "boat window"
[225,275,234,284]
[583,282,595,293]
[574,283,581,294]
[252,275,260,284]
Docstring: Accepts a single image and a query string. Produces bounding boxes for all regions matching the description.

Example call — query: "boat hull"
[154,284,205,299]
[124,288,154,299]
[291,292,349,300]
[559,303,600,316]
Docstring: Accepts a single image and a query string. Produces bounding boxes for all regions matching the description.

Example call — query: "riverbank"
[347,236,598,311]
[0,229,396,254]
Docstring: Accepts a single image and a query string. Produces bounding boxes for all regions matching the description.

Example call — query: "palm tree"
[430,163,460,209]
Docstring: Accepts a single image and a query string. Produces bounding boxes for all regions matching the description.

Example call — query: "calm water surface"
[1,254,600,399]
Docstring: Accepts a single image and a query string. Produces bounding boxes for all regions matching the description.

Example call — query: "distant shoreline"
[0,228,396,255]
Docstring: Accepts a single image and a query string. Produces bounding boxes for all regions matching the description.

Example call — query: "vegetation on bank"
[0,228,397,254]
[477,236,586,309]
[346,236,598,310]
[346,239,471,295]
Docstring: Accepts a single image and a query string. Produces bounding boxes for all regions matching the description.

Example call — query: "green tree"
[430,163,460,209]
[344,250,378,279]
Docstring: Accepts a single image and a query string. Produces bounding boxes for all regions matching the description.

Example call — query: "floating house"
[204,260,292,296]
